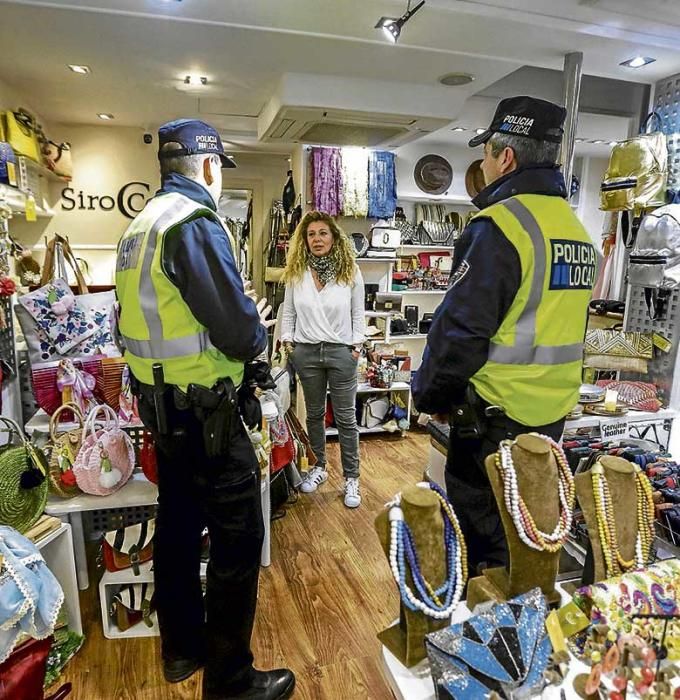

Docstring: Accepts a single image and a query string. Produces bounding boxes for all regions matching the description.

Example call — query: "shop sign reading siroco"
[60,181,151,219]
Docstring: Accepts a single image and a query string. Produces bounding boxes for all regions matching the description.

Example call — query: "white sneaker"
[300,466,328,493]
[344,477,361,508]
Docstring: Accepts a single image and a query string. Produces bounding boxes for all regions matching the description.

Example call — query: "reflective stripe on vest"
[487,198,584,366]
[124,195,216,360]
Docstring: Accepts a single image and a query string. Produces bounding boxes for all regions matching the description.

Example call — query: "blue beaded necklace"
[387,482,468,620]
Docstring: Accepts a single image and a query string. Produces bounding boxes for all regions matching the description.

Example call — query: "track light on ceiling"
[185,75,208,86]
[375,0,425,44]
[620,56,655,69]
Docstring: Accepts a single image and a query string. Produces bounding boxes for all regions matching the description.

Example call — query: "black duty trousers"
[137,389,264,695]
[445,411,565,577]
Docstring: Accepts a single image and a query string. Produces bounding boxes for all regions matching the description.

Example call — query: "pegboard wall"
[654,73,680,192]
[625,286,680,404]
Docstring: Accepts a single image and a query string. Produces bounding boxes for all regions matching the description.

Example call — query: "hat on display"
[468,96,567,148]
[157,119,236,168]
[414,154,453,195]
[465,159,486,198]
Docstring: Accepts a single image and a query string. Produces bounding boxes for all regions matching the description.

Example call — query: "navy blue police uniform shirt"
[157,172,267,362]
[412,165,568,415]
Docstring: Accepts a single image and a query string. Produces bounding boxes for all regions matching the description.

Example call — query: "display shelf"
[392,290,446,295]
[564,407,678,431]
[365,310,393,318]
[0,183,55,218]
[391,334,428,340]
[37,523,82,636]
[397,194,473,205]
[398,244,455,252]
[98,560,208,639]
[357,257,394,264]
[327,424,406,436]
[357,381,410,394]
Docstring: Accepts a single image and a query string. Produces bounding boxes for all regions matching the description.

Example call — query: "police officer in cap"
[115,119,295,700]
[413,96,596,575]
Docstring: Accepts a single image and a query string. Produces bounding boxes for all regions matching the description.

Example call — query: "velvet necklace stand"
[574,455,638,585]
[375,485,449,667]
[466,434,563,610]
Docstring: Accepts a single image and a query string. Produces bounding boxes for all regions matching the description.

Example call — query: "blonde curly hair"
[283,211,357,286]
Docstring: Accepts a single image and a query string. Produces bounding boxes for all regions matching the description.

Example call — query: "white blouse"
[280,266,366,346]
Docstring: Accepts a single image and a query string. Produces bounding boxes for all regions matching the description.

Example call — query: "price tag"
[24,193,37,223]
[653,332,672,353]
[600,419,629,441]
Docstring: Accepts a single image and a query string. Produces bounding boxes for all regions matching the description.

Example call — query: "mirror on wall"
[218,189,252,277]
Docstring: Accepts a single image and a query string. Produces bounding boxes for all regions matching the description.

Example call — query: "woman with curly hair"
[281,211,365,508]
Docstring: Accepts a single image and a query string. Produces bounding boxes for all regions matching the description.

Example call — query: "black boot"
[207,669,295,700]
[163,656,204,683]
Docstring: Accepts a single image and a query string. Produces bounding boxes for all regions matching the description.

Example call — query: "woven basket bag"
[47,403,85,499]
[0,416,48,533]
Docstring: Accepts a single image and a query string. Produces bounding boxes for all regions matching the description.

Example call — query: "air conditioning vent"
[299,122,407,147]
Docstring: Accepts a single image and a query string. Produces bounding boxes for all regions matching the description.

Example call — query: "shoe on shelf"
[206,668,295,700]
[300,466,328,493]
[344,477,361,508]
[163,656,204,683]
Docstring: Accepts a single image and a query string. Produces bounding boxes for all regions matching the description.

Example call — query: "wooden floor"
[58,431,431,699]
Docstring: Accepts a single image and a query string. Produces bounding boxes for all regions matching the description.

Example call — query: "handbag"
[426,588,551,700]
[139,431,158,484]
[361,395,389,428]
[374,292,402,313]
[2,110,40,162]
[47,404,84,499]
[393,219,416,244]
[415,221,458,247]
[0,142,16,187]
[28,359,101,417]
[0,417,48,534]
[370,223,401,249]
[102,518,155,575]
[572,559,680,661]
[72,405,135,496]
[41,142,72,180]
[600,112,667,213]
[583,329,654,372]
[0,636,72,700]
[110,583,155,632]
[595,380,661,412]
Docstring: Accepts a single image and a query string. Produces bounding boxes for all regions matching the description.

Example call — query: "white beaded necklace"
[496,434,575,553]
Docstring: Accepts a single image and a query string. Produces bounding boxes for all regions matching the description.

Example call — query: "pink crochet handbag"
[72,405,135,496]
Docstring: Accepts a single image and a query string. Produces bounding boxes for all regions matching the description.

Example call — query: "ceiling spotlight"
[620,56,656,68]
[451,127,466,132]
[68,64,91,75]
[97,113,114,120]
[609,141,618,146]
[575,138,585,143]
[475,128,486,135]
[375,0,425,44]
[439,72,475,87]
[591,139,605,145]
[184,75,208,86]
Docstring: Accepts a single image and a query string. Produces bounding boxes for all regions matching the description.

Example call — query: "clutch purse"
[583,329,654,373]
[425,588,551,700]
[102,519,155,575]
[374,292,402,313]
[415,221,458,247]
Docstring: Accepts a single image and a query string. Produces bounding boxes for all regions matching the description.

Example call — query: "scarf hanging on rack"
[341,148,369,217]
[311,147,343,216]
[368,151,397,219]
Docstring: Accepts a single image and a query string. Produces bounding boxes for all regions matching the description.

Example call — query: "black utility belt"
[449,387,505,440]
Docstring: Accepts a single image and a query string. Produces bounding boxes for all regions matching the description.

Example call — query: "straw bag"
[0,417,48,533]
[72,406,135,496]
[47,404,84,499]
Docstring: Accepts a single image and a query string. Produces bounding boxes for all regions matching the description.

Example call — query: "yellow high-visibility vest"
[470,194,596,425]
[115,192,243,391]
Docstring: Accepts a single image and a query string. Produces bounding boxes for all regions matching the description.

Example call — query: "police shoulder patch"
[450,259,470,287]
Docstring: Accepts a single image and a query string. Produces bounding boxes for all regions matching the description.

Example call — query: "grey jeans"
[291,342,360,479]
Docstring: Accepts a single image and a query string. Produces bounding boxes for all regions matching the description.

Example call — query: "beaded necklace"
[387,482,468,620]
[591,461,655,578]
[495,434,575,553]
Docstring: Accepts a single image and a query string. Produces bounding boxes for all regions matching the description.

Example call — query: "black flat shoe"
[163,656,204,683]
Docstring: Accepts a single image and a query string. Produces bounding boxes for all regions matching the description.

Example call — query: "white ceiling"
[0,0,678,152]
